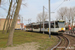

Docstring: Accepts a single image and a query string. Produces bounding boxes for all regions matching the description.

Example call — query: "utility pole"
[69,8,71,25]
[22,17,23,29]
[28,19,29,24]
[48,0,69,38]
[28,19,31,24]
[22,17,23,23]
[49,0,51,38]
[42,6,48,34]
[43,6,44,34]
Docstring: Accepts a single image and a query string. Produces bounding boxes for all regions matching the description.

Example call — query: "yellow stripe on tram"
[48,28,49,32]
[61,28,64,30]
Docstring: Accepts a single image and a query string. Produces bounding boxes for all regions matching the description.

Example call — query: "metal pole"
[22,17,23,30]
[54,20,55,32]
[43,6,44,34]
[49,0,51,38]
[28,19,29,24]
[22,17,23,23]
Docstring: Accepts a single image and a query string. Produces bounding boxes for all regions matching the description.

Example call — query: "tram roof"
[32,22,40,25]
[26,20,65,25]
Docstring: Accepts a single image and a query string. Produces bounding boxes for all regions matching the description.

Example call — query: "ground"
[0,42,39,50]
[0,30,59,50]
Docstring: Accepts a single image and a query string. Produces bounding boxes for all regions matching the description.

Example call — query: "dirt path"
[0,42,39,50]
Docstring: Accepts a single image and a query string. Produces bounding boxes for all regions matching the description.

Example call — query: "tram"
[25,20,65,34]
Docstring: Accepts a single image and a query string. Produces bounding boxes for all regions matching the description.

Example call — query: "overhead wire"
[44,0,65,12]
[53,1,65,12]
[44,6,48,11]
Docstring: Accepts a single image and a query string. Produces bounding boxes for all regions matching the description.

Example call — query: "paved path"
[0,42,39,50]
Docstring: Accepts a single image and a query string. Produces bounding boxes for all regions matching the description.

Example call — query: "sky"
[0,0,75,25]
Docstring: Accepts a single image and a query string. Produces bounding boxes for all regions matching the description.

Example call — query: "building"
[0,18,21,30]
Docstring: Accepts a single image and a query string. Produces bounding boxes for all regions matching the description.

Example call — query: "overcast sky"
[0,0,75,25]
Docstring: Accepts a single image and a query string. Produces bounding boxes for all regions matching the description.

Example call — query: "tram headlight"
[59,28,65,31]
[61,28,65,30]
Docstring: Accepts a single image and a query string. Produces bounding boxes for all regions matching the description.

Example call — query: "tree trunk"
[7,0,22,46]
[2,0,12,34]
[6,0,13,34]
[7,15,13,33]
[6,16,11,33]
[8,3,16,32]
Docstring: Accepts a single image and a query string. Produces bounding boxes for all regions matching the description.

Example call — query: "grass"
[0,30,59,50]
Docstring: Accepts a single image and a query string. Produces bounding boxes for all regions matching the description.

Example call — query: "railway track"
[64,34,75,50]
[51,35,69,50]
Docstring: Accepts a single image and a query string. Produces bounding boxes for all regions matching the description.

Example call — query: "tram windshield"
[58,22,65,28]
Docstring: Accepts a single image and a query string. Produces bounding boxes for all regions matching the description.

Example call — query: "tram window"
[26,25,29,28]
[45,24,48,28]
[55,22,59,28]
[33,25,36,29]
[51,23,54,28]
[41,24,43,28]
[30,25,32,28]
[29,25,30,28]
[37,25,39,29]
[41,24,48,28]
[27,25,31,28]
[45,24,46,28]
[58,22,65,28]
[33,25,39,29]
[31,25,33,28]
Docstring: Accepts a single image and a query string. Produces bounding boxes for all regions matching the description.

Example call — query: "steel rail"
[51,35,70,50]
[51,36,61,50]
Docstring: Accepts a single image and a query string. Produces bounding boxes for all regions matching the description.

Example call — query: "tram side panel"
[25,24,33,32]
[33,24,41,32]
[25,25,29,31]
[29,24,33,32]
[41,23,49,32]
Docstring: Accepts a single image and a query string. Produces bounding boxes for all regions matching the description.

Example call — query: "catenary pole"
[48,0,69,38]
[22,17,23,29]
[49,0,51,38]
[43,6,44,34]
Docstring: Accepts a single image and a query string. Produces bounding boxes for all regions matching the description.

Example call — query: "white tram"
[32,22,41,32]
[49,20,65,33]
[25,20,65,34]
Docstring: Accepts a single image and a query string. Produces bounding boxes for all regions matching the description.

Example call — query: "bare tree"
[2,0,13,34]
[73,7,75,22]
[57,7,67,20]
[71,7,75,30]
[37,13,42,22]
[66,8,72,25]
[36,12,48,22]
[64,7,75,30]
[5,0,13,34]
[7,0,22,46]
[2,0,26,34]
[6,2,17,33]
